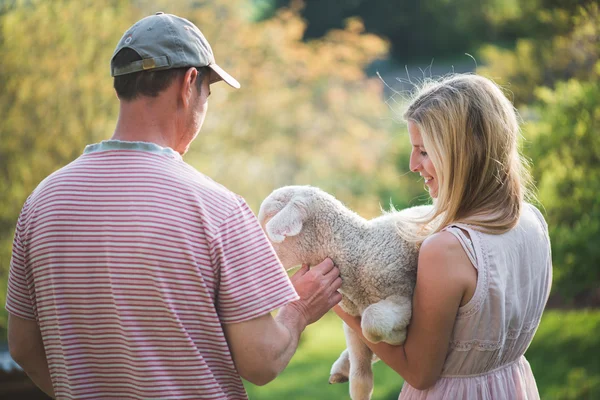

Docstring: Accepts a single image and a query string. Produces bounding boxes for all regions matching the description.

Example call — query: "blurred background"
[0,0,598,398]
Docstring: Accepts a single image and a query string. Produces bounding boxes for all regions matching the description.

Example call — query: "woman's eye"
[420,151,428,157]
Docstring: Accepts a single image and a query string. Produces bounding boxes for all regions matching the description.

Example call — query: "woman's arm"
[334,231,476,390]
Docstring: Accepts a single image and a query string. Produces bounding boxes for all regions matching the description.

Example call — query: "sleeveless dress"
[399,203,553,400]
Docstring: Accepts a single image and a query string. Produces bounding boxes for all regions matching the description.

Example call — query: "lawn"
[526,310,600,400]
[244,310,600,400]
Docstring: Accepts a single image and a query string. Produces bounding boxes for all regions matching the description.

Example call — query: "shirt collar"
[84,140,182,160]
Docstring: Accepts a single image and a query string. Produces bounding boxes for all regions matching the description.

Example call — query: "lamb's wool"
[259,185,431,400]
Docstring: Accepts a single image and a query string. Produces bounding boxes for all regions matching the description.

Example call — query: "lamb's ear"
[265,201,306,243]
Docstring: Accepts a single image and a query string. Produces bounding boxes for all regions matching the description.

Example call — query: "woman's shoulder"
[522,202,549,232]
[420,231,475,275]
[419,231,479,307]
[421,230,466,255]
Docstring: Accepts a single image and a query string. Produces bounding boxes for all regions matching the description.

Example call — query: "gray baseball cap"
[110,12,240,89]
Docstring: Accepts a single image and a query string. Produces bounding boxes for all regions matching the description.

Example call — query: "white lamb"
[258,185,431,400]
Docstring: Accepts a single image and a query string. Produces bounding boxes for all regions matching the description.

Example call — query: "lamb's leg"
[330,297,362,384]
[361,295,412,345]
[329,348,350,384]
[344,322,375,400]
[330,347,380,384]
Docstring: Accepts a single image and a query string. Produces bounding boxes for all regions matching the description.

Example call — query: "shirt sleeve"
[5,211,36,321]
[211,197,299,324]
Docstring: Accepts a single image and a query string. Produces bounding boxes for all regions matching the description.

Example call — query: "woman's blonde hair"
[400,73,533,243]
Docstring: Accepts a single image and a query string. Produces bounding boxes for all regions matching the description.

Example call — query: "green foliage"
[0,0,134,335]
[525,79,600,302]
[488,0,598,41]
[479,4,599,105]
[256,0,600,63]
[258,0,497,61]
[182,6,398,215]
[480,3,600,302]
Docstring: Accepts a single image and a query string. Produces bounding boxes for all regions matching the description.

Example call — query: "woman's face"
[408,121,439,198]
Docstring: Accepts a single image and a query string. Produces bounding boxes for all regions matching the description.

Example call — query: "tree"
[479,4,599,106]
[0,0,135,334]
[257,0,496,62]
[479,3,600,303]
[0,0,420,335]
[167,1,423,215]
[526,79,600,303]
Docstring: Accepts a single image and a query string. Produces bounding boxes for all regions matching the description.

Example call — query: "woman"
[334,74,552,399]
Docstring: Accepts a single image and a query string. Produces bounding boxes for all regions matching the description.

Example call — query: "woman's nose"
[409,153,421,172]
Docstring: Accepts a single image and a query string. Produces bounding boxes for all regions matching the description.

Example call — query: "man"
[6,13,342,399]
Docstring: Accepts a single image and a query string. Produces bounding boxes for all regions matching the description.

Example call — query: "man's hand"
[288,258,343,326]
[222,258,342,386]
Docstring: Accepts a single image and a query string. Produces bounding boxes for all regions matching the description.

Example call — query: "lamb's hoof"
[329,373,349,384]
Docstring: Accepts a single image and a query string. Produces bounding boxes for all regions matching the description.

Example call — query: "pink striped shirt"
[6,140,299,399]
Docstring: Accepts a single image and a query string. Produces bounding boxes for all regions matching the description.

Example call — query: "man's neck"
[112,99,180,151]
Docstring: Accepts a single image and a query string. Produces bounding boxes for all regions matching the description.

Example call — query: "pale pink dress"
[400,203,553,400]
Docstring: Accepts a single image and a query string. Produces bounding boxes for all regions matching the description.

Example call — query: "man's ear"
[180,67,197,109]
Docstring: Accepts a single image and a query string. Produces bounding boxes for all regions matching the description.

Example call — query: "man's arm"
[8,313,55,398]
[223,259,342,386]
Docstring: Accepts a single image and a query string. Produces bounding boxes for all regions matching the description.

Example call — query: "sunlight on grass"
[245,310,600,400]
[244,311,404,399]
[526,310,600,400]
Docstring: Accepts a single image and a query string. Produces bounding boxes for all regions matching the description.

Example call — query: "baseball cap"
[110,12,240,89]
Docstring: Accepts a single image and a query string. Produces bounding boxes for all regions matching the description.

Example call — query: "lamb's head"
[258,186,329,269]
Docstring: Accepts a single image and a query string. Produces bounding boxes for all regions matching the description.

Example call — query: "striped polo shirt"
[6,140,299,399]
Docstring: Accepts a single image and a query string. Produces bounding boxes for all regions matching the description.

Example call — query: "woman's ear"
[265,201,306,243]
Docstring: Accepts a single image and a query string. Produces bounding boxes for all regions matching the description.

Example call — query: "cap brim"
[208,64,240,89]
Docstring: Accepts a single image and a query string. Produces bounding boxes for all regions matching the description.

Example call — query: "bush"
[524,79,600,302]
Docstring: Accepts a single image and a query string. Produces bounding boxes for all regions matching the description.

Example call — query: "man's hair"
[113,48,209,101]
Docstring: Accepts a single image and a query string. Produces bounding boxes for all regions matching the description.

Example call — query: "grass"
[244,311,404,400]
[244,310,600,400]
[526,310,600,400]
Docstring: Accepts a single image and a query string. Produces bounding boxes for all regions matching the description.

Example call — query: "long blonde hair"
[400,74,533,243]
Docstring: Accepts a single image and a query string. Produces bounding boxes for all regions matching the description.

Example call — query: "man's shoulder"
[175,162,244,208]
[49,150,237,202]
[23,153,248,224]
[28,157,82,199]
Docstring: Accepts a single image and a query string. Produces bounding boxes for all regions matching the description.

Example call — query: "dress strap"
[442,224,489,319]
[443,225,478,269]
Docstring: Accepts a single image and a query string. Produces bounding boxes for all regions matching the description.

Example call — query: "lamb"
[258,185,431,400]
